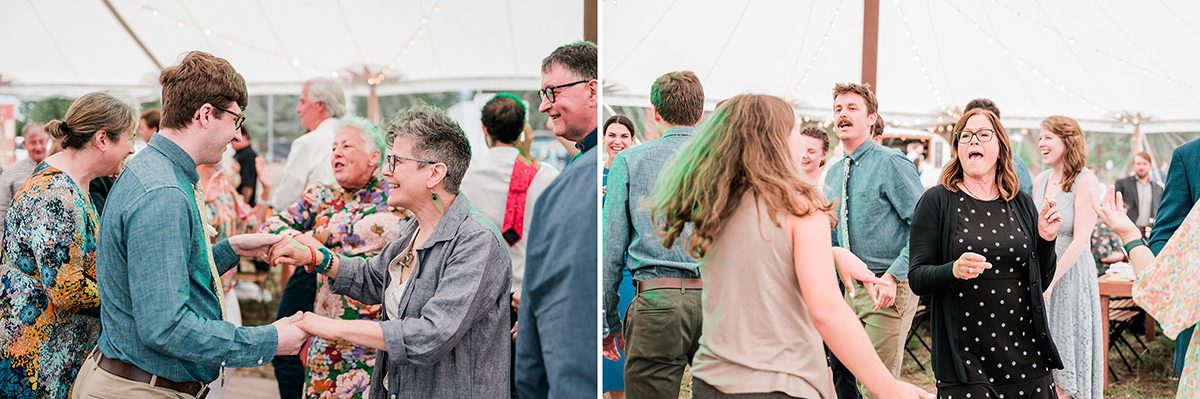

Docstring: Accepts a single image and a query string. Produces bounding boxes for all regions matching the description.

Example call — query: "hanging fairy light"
[788,0,846,97]
[135,2,333,75]
[897,3,954,114]
[941,0,1110,117]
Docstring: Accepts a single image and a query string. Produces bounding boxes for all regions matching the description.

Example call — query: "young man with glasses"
[74,51,308,399]
[823,83,924,398]
[516,41,599,399]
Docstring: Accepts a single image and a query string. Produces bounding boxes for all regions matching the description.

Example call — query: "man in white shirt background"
[270,77,344,210]
[460,93,559,356]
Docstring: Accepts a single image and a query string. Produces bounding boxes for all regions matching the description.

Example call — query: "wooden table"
[1098,274,1155,387]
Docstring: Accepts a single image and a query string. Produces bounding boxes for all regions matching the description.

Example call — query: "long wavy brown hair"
[939,108,1021,202]
[1041,115,1088,192]
[653,94,832,259]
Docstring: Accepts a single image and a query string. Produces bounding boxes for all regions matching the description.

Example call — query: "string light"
[941,0,1109,117]
[896,2,950,113]
[135,2,332,74]
[788,0,846,96]
[373,2,443,83]
[988,1,1200,96]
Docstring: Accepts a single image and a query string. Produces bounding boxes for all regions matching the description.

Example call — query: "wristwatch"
[1121,236,1148,256]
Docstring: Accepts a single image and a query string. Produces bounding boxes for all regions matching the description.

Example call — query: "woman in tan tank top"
[652,94,932,399]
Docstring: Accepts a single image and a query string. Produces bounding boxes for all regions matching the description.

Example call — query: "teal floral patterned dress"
[0,164,101,399]
[261,176,406,398]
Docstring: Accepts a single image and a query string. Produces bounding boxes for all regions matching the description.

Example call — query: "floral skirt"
[303,336,376,398]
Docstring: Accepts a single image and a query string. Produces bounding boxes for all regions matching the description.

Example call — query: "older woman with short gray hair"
[271,104,511,398]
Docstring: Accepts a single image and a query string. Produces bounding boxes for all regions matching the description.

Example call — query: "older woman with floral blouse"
[261,117,406,399]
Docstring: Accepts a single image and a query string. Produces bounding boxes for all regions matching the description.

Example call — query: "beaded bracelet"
[315,247,334,274]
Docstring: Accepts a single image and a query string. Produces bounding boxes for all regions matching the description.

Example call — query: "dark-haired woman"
[0,92,137,398]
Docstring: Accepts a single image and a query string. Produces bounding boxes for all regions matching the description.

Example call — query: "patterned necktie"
[193,182,230,386]
[840,157,853,252]
[192,183,228,322]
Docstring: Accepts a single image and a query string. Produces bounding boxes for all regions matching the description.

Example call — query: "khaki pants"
[845,279,918,378]
[71,355,195,399]
[622,288,703,399]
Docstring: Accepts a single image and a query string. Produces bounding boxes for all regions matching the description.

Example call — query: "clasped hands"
[228,233,329,270]
[226,234,345,356]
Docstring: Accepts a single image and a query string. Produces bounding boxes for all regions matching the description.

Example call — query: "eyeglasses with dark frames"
[211,106,246,129]
[956,129,996,143]
[385,154,437,173]
[538,79,590,103]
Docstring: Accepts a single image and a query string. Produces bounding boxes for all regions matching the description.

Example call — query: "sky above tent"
[603,0,1200,127]
[1,0,584,98]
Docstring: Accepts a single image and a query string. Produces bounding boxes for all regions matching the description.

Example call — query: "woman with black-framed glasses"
[909,108,1067,398]
[268,104,511,398]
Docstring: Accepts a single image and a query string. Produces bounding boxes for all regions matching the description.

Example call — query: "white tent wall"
[603,0,1200,185]
[0,0,586,166]
[1,0,582,95]
[603,0,1199,121]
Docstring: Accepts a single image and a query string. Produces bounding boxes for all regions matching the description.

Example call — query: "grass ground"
[901,317,1179,398]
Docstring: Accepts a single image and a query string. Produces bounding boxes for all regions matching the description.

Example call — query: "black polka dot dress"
[936,193,1057,399]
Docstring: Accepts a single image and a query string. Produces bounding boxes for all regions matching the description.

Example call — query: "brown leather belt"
[89,349,209,399]
[637,277,703,293]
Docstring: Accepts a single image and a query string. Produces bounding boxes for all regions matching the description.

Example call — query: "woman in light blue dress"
[1034,115,1103,399]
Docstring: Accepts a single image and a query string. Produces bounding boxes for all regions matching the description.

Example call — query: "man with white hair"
[271,77,345,398]
[0,122,49,236]
[272,78,344,210]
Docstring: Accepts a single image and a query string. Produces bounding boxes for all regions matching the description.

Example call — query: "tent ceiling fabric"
[0,0,582,98]
[603,0,1200,127]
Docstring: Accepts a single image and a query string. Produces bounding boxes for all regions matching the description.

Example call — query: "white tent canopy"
[603,0,1200,133]
[0,0,584,99]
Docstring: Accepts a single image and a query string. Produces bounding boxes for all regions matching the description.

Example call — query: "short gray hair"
[339,115,386,170]
[22,122,46,138]
[304,78,346,118]
[385,104,472,193]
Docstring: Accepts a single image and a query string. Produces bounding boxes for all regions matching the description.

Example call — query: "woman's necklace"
[962,181,999,201]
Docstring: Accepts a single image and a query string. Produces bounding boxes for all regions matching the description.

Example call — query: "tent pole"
[100,0,164,71]
[861,0,880,91]
[585,0,597,43]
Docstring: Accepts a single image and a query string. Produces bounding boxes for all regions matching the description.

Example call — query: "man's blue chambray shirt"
[95,134,277,383]
[823,139,924,281]
[601,126,698,334]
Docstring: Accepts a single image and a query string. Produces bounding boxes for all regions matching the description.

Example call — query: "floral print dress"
[1134,200,1200,398]
[0,164,101,399]
[200,170,261,297]
[261,176,406,399]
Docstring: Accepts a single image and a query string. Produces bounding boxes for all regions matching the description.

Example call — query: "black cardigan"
[907,185,1064,383]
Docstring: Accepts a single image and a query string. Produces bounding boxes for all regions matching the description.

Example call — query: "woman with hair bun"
[0,92,138,398]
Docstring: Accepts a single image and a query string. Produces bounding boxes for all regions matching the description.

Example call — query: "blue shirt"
[516,129,598,399]
[95,134,277,383]
[824,139,924,281]
[602,126,698,334]
[1013,153,1034,196]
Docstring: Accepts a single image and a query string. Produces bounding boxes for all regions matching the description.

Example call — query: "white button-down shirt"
[270,118,340,210]
[459,146,559,293]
